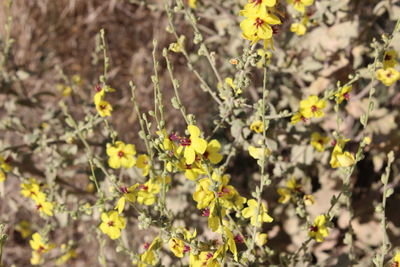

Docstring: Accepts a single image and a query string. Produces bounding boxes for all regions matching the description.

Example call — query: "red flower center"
[107,221,114,227]
[144,242,150,250]
[202,208,210,217]
[343,92,350,100]
[36,204,42,210]
[120,186,129,194]
[251,0,262,5]
[183,245,191,253]
[118,151,124,158]
[254,18,264,28]
[95,84,102,92]
[234,234,245,244]
[311,105,317,112]
[309,225,318,232]
[180,138,191,146]
[99,105,107,110]
[139,185,149,191]
[206,252,213,260]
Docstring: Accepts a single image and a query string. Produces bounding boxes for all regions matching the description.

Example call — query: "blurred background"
[1,0,400,266]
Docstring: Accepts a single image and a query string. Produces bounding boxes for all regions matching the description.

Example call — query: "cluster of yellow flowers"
[0,155,12,182]
[95,123,276,265]
[290,92,356,170]
[29,232,55,265]
[94,84,114,117]
[376,49,400,86]
[20,178,54,217]
[239,0,281,48]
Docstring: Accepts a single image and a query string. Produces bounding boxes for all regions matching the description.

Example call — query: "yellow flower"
[207,202,225,232]
[308,215,329,242]
[290,22,307,35]
[212,173,246,210]
[290,112,307,124]
[242,0,277,16]
[106,141,136,169]
[30,233,55,265]
[0,156,12,172]
[0,170,5,182]
[303,194,315,206]
[310,132,330,152]
[169,238,185,258]
[363,136,372,145]
[240,6,281,44]
[0,156,11,182]
[15,220,33,239]
[190,251,221,267]
[376,68,400,86]
[256,233,268,246]
[139,237,162,266]
[242,199,273,226]
[137,154,150,176]
[330,140,355,168]
[250,120,264,133]
[21,178,41,198]
[168,227,196,258]
[115,184,139,214]
[287,0,314,13]
[169,35,186,53]
[193,178,215,209]
[95,100,113,117]
[178,125,207,165]
[189,0,197,9]
[392,252,400,267]
[383,50,398,69]
[31,251,42,265]
[299,95,327,119]
[99,211,126,240]
[94,85,105,105]
[178,159,205,181]
[94,84,115,105]
[203,139,223,164]
[277,188,291,203]
[32,193,54,217]
[248,145,271,160]
[335,85,352,104]
[331,150,355,168]
[137,180,160,206]
[277,177,302,203]
[221,77,242,96]
[223,226,238,261]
